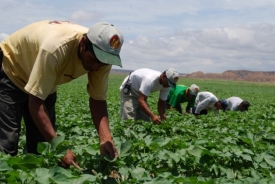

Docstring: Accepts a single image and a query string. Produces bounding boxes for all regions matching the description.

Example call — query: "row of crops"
[0,74,275,183]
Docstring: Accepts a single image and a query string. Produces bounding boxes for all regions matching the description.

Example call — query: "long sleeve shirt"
[195,92,219,114]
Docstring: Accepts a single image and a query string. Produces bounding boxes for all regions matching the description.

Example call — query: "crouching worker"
[0,20,124,168]
[166,84,199,114]
[225,97,250,112]
[192,92,228,117]
[119,68,179,125]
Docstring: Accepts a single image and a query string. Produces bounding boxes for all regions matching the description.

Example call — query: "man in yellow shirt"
[0,20,123,168]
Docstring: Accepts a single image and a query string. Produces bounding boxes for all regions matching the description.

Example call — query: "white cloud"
[70,10,103,22]
[0,33,8,41]
[118,23,275,73]
[1,0,275,73]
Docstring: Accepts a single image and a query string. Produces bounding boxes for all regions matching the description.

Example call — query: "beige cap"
[189,84,199,95]
[87,22,124,67]
[165,68,179,87]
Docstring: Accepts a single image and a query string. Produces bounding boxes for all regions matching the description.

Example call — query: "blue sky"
[1,0,274,73]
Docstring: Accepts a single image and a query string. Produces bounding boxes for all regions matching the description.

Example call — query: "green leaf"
[244,178,260,183]
[0,160,10,171]
[73,174,97,183]
[23,154,44,165]
[231,146,242,156]
[50,135,65,150]
[37,142,50,154]
[247,132,254,140]
[187,145,203,157]
[241,154,252,161]
[35,168,52,184]
[158,138,171,147]
[210,149,222,155]
[259,161,270,169]
[177,149,187,157]
[84,146,98,155]
[5,170,20,183]
[144,136,152,147]
[144,176,172,184]
[18,170,29,183]
[265,134,275,140]
[5,154,43,170]
[254,153,264,163]
[243,148,254,155]
[155,150,167,160]
[195,139,208,145]
[263,154,275,167]
[119,167,130,179]
[104,155,117,162]
[210,164,219,176]
[50,174,70,183]
[130,167,145,179]
[49,167,75,178]
[152,137,171,147]
[119,140,132,157]
[250,168,261,179]
[166,151,180,163]
[221,152,232,157]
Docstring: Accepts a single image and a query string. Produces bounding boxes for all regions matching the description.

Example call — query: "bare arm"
[138,93,153,118]
[138,93,161,124]
[89,97,112,142]
[89,97,117,158]
[157,98,166,120]
[29,96,81,169]
[28,95,56,142]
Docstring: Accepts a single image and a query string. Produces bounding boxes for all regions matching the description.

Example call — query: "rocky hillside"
[183,70,275,82]
[111,69,275,83]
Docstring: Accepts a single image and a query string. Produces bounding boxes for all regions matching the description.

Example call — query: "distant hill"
[183,70,275,82]
[111,69,187,75]
[111,69,275,83]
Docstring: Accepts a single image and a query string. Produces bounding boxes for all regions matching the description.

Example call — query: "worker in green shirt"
[165,84,199,114]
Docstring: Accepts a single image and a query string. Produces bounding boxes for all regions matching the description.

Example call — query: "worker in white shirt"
[225,97,250,112]
[119,68,180,124]
[192,92,228,117]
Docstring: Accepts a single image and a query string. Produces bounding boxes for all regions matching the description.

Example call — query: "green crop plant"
[0,74,274,183]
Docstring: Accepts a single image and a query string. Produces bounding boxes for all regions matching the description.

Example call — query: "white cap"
[165,68,179,87]
[189,84,199,95]
[87,22,124,67]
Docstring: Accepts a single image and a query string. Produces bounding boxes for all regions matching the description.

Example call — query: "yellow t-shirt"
[0,20,110,100]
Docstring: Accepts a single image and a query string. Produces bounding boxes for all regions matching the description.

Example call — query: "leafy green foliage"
[0,74,275,183]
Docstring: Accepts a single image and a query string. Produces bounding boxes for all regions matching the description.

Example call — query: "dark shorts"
[192,107,208,115]
[0,56,56,156]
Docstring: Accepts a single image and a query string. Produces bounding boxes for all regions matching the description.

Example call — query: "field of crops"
[1,73,275,184]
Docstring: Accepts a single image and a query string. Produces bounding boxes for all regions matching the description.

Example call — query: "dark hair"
[241,101,250,109]
[215,100,228,111]
[242,101,250,105]
[83,34,108,65]
[84,34,94,53]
